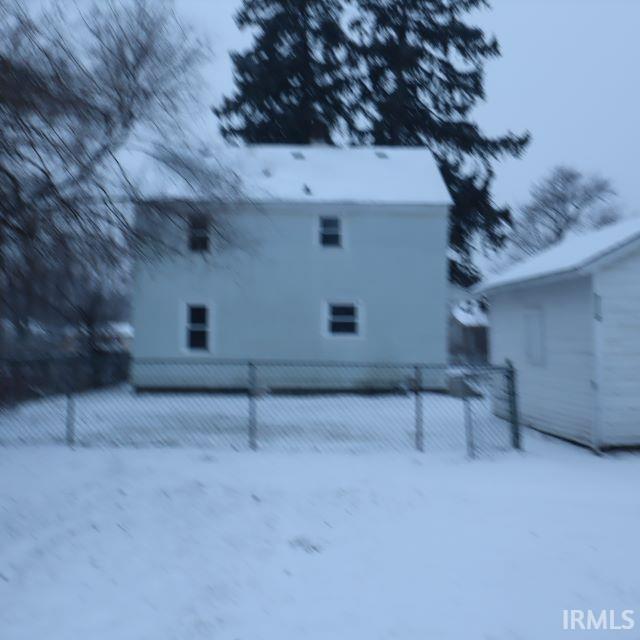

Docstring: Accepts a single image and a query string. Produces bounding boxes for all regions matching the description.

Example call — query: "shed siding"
[489,277,595,444]
[594,248,640,445]
[132,203,448,389]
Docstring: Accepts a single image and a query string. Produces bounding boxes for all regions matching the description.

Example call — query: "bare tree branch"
[0,0,238,355]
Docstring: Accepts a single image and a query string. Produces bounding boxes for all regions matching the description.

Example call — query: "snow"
[122,144,451,205]
[478,217,640,294]
[451,300,489,328]
[218,144,452,205]
[1,437,639,639]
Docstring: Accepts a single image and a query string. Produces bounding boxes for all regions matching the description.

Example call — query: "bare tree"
[0,0,238,355]
[508,166,621,261]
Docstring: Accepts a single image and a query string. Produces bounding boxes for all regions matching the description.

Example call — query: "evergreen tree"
[215,0,350,144]
[217,0,528,285]
[349,0,530,285]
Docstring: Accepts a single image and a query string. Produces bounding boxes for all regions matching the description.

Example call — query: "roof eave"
[475,266,589,297]
[136,196,452,208]
[477,231,640,297]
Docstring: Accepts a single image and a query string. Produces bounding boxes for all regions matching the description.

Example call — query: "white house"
[478,218,640,449]
[131,145,452,391]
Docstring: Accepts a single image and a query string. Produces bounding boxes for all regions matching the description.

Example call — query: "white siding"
[132,202,448,389]
[594,248,640,445]
[489,277,595,445]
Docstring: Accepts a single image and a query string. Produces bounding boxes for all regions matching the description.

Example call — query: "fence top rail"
[129,357,508,373]
[0,355,509,375]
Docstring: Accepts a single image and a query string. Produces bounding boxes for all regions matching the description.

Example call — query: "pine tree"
[215,0,350,144]
[349,0,530,285]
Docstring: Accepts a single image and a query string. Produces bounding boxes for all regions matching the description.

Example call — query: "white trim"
[322,300,365,339]
[137,200,450,220]
[591,278,604,452]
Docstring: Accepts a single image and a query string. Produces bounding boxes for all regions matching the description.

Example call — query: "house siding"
[593,247,640,445]
[132,202,448,389]
[488,277,595,445]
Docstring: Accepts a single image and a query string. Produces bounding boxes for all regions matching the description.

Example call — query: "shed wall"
[489,277,595,445]
[594,247,640,445]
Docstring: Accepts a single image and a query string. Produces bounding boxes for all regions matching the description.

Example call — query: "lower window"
[187,304,209,351]
[328,303,359,335]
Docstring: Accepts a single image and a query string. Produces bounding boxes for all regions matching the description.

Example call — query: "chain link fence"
[0,358,521,456]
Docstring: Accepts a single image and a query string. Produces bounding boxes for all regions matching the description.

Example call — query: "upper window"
[524,309,545,366]
[187,305,209,351]
[189,215,210,253]
[328,303,359,335]
[319,216,342,247]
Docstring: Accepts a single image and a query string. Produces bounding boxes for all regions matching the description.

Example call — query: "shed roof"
[124,144,452,205]
[478,217,640,295]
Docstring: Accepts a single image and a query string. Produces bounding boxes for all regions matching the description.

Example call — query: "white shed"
[478,218,640,449]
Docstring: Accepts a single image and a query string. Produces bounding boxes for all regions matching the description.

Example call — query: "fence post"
[248,362,258,451]
[65,391,76,448]
[505,360,522,451]
[414,365,424,452]
[463,378,475,459]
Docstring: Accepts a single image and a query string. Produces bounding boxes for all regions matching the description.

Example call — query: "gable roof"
[123,144,452,205]
[222,145,451,205]
[478,217,640,295]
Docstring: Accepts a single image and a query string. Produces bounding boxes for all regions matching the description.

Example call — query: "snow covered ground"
[1,437,639,640]
[0,385,511,454]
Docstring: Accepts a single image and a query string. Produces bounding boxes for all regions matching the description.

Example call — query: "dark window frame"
[187,304,209,351]
[319,216,342,248]
[327,303,359,336]
[189,215,210,253]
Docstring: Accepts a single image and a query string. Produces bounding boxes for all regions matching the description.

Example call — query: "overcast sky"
[178,0,640,214]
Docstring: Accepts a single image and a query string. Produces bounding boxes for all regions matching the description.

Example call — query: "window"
[524,309,545,366]
[187,305,209,351]
[189,215,209,252]
[319,216,342,247]
[328,303,359,335]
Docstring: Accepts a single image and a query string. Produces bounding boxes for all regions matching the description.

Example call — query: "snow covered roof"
[221,145,451,205]
[478,217,640,294]
[124,144,452,205]
[451,301,489,328]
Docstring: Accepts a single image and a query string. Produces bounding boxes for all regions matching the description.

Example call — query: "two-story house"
[131,145,452,390]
